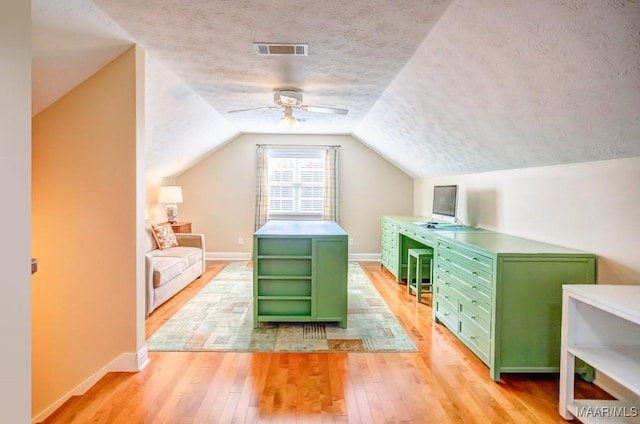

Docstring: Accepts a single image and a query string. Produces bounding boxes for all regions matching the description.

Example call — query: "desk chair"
[407,248,434,302]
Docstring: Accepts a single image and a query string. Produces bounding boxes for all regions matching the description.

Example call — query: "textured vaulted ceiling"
[32,0,640,178]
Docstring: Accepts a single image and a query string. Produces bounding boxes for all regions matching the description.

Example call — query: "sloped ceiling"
[32,0,640,178]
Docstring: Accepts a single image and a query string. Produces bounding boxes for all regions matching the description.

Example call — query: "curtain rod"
[256,144,341,148]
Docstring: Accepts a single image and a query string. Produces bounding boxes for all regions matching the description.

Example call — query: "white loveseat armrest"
[175,233,206,274]
[175,233,205,249]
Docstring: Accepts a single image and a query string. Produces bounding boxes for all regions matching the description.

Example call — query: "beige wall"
[32,46,145,420]
[0,1,31,422]
[174,134,413,257]
[415,156,640,284]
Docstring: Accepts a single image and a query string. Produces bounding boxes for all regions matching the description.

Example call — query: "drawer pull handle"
[470,335,476,340]
[472,285,478,289]
[445,259,452,263]
[472,257,479,261]
[471,315,476,320]
[471,300,477,305]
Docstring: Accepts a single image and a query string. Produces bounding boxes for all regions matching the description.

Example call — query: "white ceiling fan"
[228,89,348,129]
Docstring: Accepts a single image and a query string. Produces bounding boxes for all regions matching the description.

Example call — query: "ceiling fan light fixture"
[278,107,300,129]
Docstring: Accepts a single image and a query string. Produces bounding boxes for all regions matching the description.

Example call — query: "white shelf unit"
[559,284,640,423]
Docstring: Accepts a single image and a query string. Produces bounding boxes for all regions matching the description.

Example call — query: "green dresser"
[433,233,596,380]
[380,218,399,276]
[253,220,348,328]
[381,216,597,380]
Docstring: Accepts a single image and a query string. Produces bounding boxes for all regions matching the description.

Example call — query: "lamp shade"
[158,186,183,204]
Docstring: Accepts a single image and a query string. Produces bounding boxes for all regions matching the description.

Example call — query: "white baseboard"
[206,252,381,262]
[349,253,381,261]
[206,251,252,260]
[32,346,149,424]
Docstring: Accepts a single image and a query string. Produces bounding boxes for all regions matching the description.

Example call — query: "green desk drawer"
[436,259,492,305]
[437,249,493,289]
[382,228,397,240]
[457,286,491,334]
[435,297,458,333]
[455,272,492,306]
[413,230,433,246]
[382,239,396,253]
[459,314,491,363]
[434,265,459,296]
[437,239,494,273]
[435,277,458,312]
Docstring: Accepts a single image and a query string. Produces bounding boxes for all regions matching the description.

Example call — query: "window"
[254,144,338,230]
[267,149,324,219]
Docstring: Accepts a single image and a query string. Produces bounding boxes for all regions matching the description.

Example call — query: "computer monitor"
[432,185,458,223]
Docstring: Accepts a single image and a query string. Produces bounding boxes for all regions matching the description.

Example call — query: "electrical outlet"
[349,237,354,246]
[238,237,244,246]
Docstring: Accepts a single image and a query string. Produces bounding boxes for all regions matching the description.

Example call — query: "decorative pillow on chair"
[150,223,179,250]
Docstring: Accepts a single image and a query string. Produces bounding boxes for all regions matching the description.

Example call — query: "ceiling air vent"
[253,43,308,56]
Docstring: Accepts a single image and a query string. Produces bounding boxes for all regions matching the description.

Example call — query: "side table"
[166,221,192,233]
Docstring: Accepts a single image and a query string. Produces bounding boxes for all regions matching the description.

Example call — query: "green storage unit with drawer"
[253,220,348,328]
[380,217,399,276]
[432,233,596,381]
[381,216,596,380]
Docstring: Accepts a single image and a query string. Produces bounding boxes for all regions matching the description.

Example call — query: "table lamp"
[158,186,183,223]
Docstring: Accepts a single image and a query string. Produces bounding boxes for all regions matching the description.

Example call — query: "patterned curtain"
[323,146,339,223]
[254,145,269,230]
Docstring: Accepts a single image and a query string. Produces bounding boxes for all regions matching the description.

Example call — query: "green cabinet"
[381,216,597,380]
[380,218,399,276]
[432,233,596,381]
[313,237,348,323]
[253,221,348,328]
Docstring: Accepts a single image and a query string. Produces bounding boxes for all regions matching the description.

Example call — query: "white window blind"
[267,149,324,219]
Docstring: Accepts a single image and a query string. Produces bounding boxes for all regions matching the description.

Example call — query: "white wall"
[415,157,640,284]
[0,1,31,422]
[175,134,414,257]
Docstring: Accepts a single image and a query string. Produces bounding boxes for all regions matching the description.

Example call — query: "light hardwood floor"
[41,260,611,423]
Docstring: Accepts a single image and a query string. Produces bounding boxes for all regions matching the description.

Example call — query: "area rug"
[147,261,417,352]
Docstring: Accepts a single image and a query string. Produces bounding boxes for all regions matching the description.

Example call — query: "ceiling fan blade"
[300,105,348,115]
[228,106,280,114]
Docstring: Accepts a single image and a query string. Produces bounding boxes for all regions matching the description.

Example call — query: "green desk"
[382,216,596,381]
[253,220,348,328]
[381,216,486,281]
